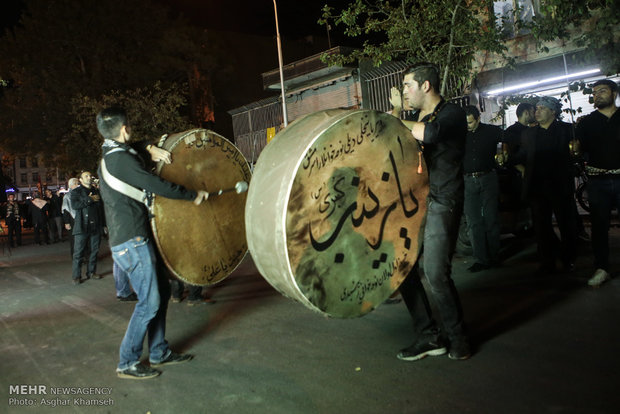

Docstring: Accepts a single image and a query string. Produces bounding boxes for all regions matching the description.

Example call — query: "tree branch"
[442,0,463,96]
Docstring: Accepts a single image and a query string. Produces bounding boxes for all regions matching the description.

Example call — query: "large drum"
[151,129,252,286]
[245,109,429,318]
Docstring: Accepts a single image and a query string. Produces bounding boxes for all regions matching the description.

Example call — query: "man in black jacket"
[70,171,105,284]
[96,107,208,380]
[28,192,49,245]
[514,97,577,274]
[45,188,63,243]
[5,193,22,247]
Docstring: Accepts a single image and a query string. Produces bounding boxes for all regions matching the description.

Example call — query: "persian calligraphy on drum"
[245,110,428,317]
[151,129,252,286]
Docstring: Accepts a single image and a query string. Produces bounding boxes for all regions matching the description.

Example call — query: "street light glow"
[486,68,601,95]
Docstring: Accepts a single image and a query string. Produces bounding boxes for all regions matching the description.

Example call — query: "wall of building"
[231,74,362,164]
[2,156,66,201]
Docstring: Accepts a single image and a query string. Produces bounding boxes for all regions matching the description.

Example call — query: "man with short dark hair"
[70,171,105,284]
[504,102,536,155]
[96,107,209,379]
[463,105,502,271]
[574,79,620,287]
[391,63,471,361]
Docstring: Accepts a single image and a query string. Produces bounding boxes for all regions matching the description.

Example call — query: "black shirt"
[504,122,529,154]
[463,123,502,174]
[414,100,466,207]
[575,109,620,170]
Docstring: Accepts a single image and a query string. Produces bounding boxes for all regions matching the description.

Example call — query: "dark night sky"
[159,0,351,37]
[0,1,357,135]
[1,1,353,37]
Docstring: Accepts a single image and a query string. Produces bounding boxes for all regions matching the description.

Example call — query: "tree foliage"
[0,0,216,174]
[526,0,620,75]
[320,0,513,98]
[67,81,192,173]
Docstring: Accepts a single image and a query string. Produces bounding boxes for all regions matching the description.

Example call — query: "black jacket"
[70,185,104,236]
[514,120,574,199]
[98,139,197,247]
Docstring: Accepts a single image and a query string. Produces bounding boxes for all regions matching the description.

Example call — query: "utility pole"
[273,0,288,127]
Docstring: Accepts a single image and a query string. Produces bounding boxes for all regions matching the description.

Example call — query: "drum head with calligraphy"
[246,110,428,318]
[151,129,251,286]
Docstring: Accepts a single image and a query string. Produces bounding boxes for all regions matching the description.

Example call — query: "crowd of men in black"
[1,188,65,247]
[391,67,619,363]
[461,79,620,290]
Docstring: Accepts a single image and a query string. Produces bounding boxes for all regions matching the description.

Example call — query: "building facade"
[228,3,618,162]
[1,155,67,201]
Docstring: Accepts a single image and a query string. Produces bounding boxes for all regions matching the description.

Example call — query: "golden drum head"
[245,110,428,317]
[151,129,251,286]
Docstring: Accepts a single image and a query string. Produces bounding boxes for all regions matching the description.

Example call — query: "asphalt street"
[1,225,619,414]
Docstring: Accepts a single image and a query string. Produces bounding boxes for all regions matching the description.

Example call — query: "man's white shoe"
[588,269,610,287]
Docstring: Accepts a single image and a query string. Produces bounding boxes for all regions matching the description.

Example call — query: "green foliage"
[526,0,620,74]
[319,0,512,98]
[491,93,540,123]
[0,0,214,174]
[65,81,193,174]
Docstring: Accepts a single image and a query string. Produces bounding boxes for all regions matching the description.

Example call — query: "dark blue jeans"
[400,199,466,341]
[588,175,620,271]
[464,172,500,265]
[72,231,101,280]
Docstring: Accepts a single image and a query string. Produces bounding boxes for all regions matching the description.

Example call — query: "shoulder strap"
[100,148,151,207]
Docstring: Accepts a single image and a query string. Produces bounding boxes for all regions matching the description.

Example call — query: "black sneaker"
[448,336,471,360]
[150,352,193,367]
[116,363,160,380]
[397,339,447,361]
[73,278,82,285]
[117,293,138,302]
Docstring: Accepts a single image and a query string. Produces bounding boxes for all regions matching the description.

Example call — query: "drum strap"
[101,148,153,213]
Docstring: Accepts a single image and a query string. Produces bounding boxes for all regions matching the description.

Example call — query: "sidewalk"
[1,228,619,413]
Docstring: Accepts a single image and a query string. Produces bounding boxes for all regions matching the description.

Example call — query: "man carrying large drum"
[391,63,471,361]
[96,107,209,379]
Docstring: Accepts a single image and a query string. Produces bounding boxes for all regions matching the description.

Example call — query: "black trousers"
[530,189,577,269]
[400,199,466,341]
[7,217,21,246]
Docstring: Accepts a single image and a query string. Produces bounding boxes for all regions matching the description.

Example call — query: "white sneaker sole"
[397,347,447,361]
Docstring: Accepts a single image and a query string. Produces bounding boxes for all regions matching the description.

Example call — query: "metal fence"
[362,61,469,115]
[230,98,282,164]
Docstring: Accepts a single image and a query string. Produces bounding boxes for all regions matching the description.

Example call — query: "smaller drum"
[151,129,252,286]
